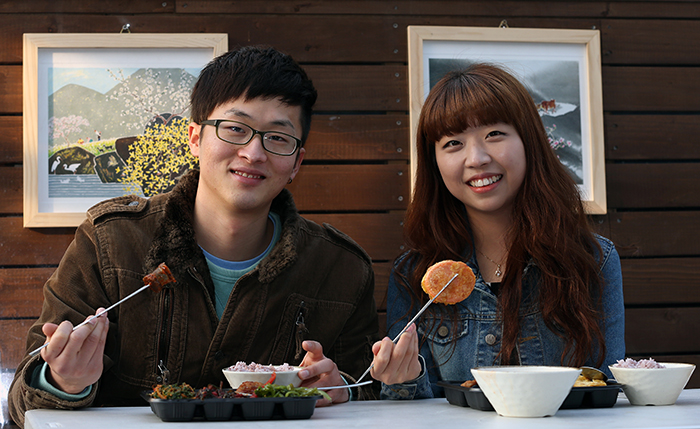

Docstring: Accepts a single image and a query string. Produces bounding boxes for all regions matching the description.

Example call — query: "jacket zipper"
[155,288,173,383]
[294,301,309,361]
[158,360,171,385]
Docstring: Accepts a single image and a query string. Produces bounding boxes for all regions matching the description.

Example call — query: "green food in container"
[255,383,332,401]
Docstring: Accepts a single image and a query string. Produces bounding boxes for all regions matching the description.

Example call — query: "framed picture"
[408,26,607,214]
[23,33,228,228]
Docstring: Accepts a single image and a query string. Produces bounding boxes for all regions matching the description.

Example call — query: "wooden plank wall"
[0,1,699,392]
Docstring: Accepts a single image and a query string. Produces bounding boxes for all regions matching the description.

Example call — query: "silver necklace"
[477,249,503,277]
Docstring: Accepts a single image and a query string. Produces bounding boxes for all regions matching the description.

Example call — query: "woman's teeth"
[469,175,502,188]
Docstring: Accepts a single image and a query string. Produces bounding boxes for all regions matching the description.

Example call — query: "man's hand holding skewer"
[40,308,109,394]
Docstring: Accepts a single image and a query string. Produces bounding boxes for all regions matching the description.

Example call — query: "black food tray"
[560,382,622,409]
[436,381,494,411]
[437,380,622,411]
[141,391,321,421]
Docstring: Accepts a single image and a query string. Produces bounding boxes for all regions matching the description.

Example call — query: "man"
[9,46,379,427]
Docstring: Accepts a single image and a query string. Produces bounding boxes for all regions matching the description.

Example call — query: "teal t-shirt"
[202,212,282,318]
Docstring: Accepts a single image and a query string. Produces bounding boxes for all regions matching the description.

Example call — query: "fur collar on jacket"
[144,169,301,285]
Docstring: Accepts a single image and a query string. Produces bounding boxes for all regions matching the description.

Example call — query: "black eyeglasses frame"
[200,119,301,156]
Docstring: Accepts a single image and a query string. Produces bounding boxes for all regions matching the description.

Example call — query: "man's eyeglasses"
[200,119,301,156]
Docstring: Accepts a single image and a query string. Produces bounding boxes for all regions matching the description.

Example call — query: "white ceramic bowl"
[609,362,695,406]
[471,366,581,418]
[222,366,303,389]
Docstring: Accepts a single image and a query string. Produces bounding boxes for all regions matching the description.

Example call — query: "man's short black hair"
[190,46,317,145]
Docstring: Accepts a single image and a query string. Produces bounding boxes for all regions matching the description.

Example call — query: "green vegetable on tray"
[150,383,196,400]
[254,383,332,402]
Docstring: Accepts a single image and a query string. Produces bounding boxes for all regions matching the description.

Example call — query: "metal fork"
[354,273,459,384]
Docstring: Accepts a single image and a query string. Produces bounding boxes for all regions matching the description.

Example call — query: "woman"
[371,64,624,399]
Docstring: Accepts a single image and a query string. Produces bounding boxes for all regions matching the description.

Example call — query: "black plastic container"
[437,380,621,411]
[436,381,494,411]
[560,382,622,409]
[438,380,470,407]
[141,392,320,422]
[465,386,494,411]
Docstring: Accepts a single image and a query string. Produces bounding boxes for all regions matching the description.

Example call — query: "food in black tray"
[436,380,493,411]
[437,380,621,411]
[560,381,623,409]
[143,382,329,422]
[437,380,469,407]
[143,393,321,421]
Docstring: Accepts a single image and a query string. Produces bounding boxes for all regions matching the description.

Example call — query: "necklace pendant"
[495,267,502,277]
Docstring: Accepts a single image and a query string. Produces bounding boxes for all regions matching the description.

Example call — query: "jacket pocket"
[418,314,472,373]
[419,315,469,346]
[269,293,354,364]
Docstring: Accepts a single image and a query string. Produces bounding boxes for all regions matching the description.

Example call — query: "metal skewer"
[354,273,459,383]
[29,283,153,357]
[317,380,374,391]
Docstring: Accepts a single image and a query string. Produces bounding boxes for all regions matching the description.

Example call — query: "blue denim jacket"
[381,235,624,399]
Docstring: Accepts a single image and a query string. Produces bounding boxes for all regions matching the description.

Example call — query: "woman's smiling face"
[435,122,526,218]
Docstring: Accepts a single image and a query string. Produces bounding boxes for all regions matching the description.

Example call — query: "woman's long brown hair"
[397,63,606,367]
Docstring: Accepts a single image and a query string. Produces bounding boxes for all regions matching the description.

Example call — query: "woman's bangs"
[424,81,514,143]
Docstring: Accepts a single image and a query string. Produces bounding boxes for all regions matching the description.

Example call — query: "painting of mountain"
[48,67,196,150]
[45,67,198,199]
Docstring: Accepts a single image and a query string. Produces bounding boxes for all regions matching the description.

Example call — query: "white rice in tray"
[613,358,666,369]
[226,361,295,372]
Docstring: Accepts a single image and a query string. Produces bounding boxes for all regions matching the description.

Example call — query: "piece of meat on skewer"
[143,262,176,292]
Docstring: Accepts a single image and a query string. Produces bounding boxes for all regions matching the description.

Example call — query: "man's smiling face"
[189,96,305,217]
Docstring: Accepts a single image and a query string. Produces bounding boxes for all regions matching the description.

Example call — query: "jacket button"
[485,334,497,345]
[398,389,410,397]
[215,351,225,360]
[437,326,449,337]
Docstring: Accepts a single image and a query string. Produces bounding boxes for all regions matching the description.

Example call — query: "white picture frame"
[23,33,228,227]
[408,26,607,214]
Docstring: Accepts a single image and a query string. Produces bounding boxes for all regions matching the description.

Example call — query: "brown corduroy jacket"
[9,170,380,427]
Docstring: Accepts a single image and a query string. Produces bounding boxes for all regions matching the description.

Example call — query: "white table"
[25,389,700,429]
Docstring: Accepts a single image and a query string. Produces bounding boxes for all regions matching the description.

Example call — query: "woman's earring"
[288,178,293,184]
